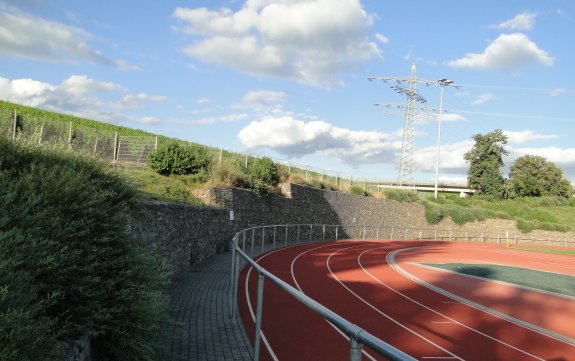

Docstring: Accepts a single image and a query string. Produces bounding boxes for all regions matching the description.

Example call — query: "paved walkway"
[156,252,253,361]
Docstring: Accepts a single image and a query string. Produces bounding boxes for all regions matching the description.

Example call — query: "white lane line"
[360,247,549,360]
[290,243,378,361]
[325,244,463,361]
[388,246,575,349]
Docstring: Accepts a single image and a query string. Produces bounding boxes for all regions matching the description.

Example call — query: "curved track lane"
[238,240,575,361]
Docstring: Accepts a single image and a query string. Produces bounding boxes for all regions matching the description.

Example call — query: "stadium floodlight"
[434,78,460,199]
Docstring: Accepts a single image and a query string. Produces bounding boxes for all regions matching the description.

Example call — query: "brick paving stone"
[156,252,253,361]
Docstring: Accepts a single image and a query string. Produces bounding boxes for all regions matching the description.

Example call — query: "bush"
[148,142,209,175]
[423,201,444,224]
[384,189,418,202]
[516,218,535,233]
[246,157,279,195]
[351,185,369,196]
[0,138,169,361]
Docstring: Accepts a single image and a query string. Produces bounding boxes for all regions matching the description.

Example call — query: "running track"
[238,240,575,361]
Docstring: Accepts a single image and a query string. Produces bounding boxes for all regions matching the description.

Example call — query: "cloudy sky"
[1,0,574,183]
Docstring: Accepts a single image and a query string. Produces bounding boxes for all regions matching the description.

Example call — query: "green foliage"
[516,218,536,233]
[148,142,210,175]
[384,189,419,202]
[422,201,445,224]
[0,138,169,361]
[351,185,371,196]
[464,129,509,198]
[507,155,574,198]
[246,157,280,195]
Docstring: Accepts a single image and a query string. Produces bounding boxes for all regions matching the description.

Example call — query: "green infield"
[425,263,575,298]
[506,246,575,257]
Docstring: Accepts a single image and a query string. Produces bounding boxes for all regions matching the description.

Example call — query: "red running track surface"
[238,240,575,361]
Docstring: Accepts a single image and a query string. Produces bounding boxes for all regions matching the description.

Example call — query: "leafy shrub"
[384,189,418,202]
[148,142,209,175]
[423,201,444,224]
[351,185,369,196]
[246,157,279,195]
[516,218,535,233]
[0,138,169,361]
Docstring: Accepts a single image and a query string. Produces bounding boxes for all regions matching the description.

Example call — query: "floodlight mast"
[433,78,459,199]
[369,63,436,188]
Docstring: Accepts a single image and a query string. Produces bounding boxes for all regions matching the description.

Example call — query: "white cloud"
[173,0,380,88]
[471,93,494,105]
[493,12,536,31]
[414,140,474,174]
[549,88,568,96]
[0,74,166,124]
[0,10,138,70]
[238,116,402,164]
[448,33,553,70]
[193,113,248,125]
[196,96,211,104]
[503,130,557,145]
[375,33,389,44]
[232,90,289,115]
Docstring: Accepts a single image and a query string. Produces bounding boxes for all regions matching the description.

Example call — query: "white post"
[12,110,17,141]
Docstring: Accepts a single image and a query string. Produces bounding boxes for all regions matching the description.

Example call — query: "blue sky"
[1,0,574,183]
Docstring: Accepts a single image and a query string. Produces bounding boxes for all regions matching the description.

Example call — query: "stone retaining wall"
[132,183,575,272]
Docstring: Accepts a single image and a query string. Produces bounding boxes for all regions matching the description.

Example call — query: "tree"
[464,129,509,198]
[507,155,574,198]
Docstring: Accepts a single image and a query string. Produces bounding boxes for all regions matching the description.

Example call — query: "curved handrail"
[230,223,575,361]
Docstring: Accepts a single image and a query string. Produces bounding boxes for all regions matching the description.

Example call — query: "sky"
[1,0,574,184]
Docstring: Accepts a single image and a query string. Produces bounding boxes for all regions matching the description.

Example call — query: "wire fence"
[0,108,389,185]
[0,107,471,190]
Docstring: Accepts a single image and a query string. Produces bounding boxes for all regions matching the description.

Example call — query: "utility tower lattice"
[369,63,437,188]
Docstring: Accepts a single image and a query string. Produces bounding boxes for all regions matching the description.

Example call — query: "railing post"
[297,225,300,243]
[390,227,394,240]
[335,225,339,240]
[363,226,366,240]
[254,272,265,361]
[273,226,276,249]
[309,224,313,243]
[285,226,288,246]
[322,225,326,242]
[376,226,379,240]
[349,336,363,361]
[232,250,240,319]
[251,228,255,256]
[261,227,265,253]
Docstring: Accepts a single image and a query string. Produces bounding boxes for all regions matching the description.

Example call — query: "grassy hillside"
[2,100,574,234]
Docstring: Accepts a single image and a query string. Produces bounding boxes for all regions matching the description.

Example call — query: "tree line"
[464,129,573,199]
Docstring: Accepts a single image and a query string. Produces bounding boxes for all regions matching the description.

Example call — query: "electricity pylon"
[369,63,437,188]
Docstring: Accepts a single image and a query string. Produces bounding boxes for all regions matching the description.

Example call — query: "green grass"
[507,247,575,257]
[423,193,575,232]
[426,263,575,297]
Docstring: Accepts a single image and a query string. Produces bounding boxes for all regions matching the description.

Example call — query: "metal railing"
[229,224,575,361]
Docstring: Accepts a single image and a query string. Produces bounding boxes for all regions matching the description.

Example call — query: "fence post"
[273,226,276,249]
[68,121,73,151]
[261,227,265,253]
[38,124,43,144]
[254,273,265,361]
[309,225,313,243]
[113,131,118,163]
[376,226,380,240]
[12,110,17,141]
[219,148,223,163]
[297,225,300,243]
[285,226,288,246]
[322,225,326,242]
[349,336,363,361]
[390,227,394,240]
[335,225,339,240]
[155,136,158,150]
